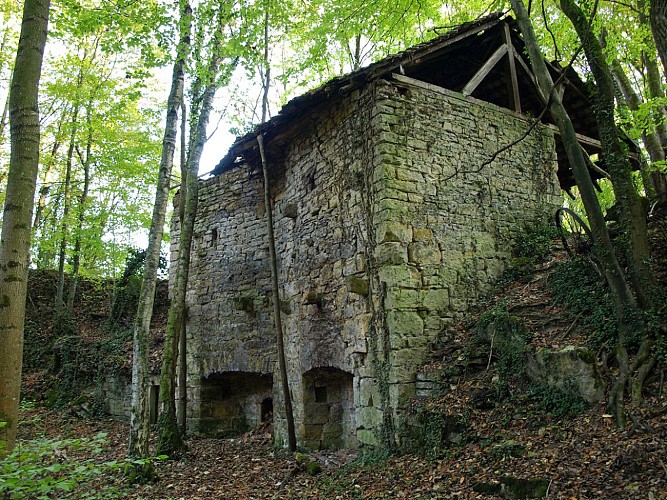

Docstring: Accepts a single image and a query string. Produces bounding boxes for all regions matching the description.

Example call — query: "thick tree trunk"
[128,0,191,459]
[559,0,658,308]
[0,0,50,458]
[511,0,640,426]
[650,0,667,80]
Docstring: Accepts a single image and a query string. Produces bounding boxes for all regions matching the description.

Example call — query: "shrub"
[548,259,624,351]
[0,433,165,499]
[528,384,587,419]
[473,306,531,379]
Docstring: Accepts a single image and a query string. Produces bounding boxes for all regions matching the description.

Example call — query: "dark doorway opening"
[261,398,273,422]
[199,371,273,437]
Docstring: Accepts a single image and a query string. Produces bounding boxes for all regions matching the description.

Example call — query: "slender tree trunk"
[0,0,50,458]
[0,24,11,151]
[128,0,191,459]
[257,135,297,451]
[158,34,224,458]
[640,1,667,149]
[258,3,296,451]
[33,133,62,233]
[177,98,188,433]
[0,91,9,148]
[511,0,640,426]
[645,52,667,150]
[650,0,667,80]
[55,102,81,310]
[610,56,667,198]
[559,0,658,308]
[67,109,93,311]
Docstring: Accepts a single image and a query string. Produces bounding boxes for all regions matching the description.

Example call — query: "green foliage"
[407,406,467,458]
[318,449,392,498]
[0,432,166,499]
[473,306,532,379]
[548,259,622,351]
[514,221,558,262]
[0,432,119,499]
[497,222,558,287]
[108,248,153,324]
[50,333,99,408]
[528,384,588,419]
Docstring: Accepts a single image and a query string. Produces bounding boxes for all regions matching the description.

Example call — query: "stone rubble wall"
[176,75,561,448]
[365,78,561,448]
[174,165,277,434]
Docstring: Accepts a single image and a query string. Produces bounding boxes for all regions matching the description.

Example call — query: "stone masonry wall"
[181,85,380,444]
[364,77,561,448]
[177,75,561,448]
[175,165,276,434]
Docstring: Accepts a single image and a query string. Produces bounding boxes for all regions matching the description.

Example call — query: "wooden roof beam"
[503,23,522,113]
[461,43,508,96]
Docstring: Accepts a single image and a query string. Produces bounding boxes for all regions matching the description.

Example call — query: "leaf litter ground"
[13,218,667,498]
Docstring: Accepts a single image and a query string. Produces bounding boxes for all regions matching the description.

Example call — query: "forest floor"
[9,214,667,498]
[14,389,667,499]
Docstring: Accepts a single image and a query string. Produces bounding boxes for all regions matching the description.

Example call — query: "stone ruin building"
[172,14,625,450]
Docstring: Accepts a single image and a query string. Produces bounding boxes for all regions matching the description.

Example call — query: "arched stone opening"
[302,367,356,449]
[199,371,272,437]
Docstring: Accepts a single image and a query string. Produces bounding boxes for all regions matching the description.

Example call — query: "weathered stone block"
[422,288,450,312]
[375,242,408,266]
[412,227,433,241]
[356,429,380,446]
[355,406,384,428]
[408,241,442,266]
[474,233,496,256]
[389,383,416,407]
[345,276,369,296]
[386,311,424,338]
[385,288,419,309]
[378,265,421,288]
[283,203,298,219]
[358,378,380,407]
[527,346,604,403]
[376,221,413,243]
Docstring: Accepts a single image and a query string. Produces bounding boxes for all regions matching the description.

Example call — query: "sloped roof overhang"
[213,13,640,190]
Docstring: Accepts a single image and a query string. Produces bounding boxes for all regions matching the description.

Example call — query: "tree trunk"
[0,24,12,150]
[158,36,223,458]
[0,0,50,458]
[67,109,93,311]
[559,0,658,308]
[650,0,667,80]
[258,4,297,451]
[610,56,667,198]
[55,100,82,310]
[257,134,297,451]
[128,0,191,460]
[177,98,188,434]
[510,0,640,426]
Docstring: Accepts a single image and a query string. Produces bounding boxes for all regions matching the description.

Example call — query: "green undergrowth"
[497,221,558,287]
[547,258,623,351]
[471,305,532,379]
[317,451,394,499]
[528,384,588,419]
[0,431,165,499]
